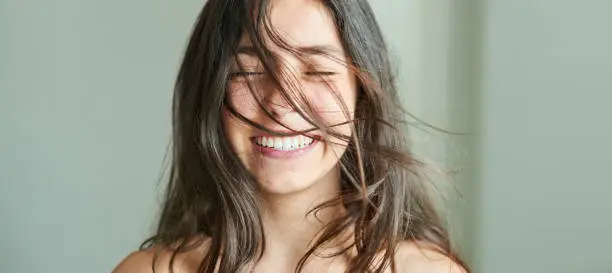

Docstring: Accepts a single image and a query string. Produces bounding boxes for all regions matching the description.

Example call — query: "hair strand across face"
[142,1,469,272]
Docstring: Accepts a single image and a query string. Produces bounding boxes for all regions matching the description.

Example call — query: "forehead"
[239,0,343,49]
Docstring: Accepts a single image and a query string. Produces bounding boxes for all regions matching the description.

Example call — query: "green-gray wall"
[2,1,611,273]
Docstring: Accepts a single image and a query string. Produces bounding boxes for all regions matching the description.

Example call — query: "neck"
[258,167,347,263]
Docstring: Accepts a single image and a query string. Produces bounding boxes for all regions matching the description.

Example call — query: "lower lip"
[252,138,319,159]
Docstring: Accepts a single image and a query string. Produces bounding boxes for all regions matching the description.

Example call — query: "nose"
[260,61,301,119]
[263,91,294,119]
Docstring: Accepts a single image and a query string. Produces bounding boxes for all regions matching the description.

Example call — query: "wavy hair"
[142,0,468,272]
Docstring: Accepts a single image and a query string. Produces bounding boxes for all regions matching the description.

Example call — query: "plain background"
[1,0,611,272]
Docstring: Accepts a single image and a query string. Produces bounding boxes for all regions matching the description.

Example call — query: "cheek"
[222,108,251,155]
[221,109,237,147]
[226,81,262,119]
[306,80,357,123]
[228,77,358,127]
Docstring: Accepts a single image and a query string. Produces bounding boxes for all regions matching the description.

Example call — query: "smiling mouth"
[252,135,319,151]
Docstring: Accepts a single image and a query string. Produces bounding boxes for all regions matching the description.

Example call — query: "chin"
[255,174,319,196]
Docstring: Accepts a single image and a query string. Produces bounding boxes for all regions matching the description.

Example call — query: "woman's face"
[223,0,357,195]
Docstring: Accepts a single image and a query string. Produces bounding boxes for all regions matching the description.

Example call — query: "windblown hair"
[142,0,468,272]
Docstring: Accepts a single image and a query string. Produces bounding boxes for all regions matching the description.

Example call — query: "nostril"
[264,102,293,118]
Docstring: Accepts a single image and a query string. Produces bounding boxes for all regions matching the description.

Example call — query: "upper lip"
[250,134,320,139]
[250,128,320,139]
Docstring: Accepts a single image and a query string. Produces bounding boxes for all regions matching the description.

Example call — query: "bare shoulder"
[111,238,210,273]
[111,248,159,273]
[395,241,467,273]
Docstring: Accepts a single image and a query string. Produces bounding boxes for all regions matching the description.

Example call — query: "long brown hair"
[142,0,468,272]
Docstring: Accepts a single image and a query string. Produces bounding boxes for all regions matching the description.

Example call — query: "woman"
[113,0,468,272]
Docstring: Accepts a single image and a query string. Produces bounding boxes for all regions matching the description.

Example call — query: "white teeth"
[297,135,304,148]
[292,137,299,149]
[301,136,312,147]
[255,135,315,151]
[274,138,282,150]
[282,138,292,150]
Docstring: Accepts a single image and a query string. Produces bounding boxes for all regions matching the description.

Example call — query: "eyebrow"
[235,45,344,58]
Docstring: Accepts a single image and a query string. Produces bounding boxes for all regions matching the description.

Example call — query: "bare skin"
[112,239,465,273]
[113,0,466,272]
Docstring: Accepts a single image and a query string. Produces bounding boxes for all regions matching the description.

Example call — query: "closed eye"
[230,71,265,78]
[304,71,337,76]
